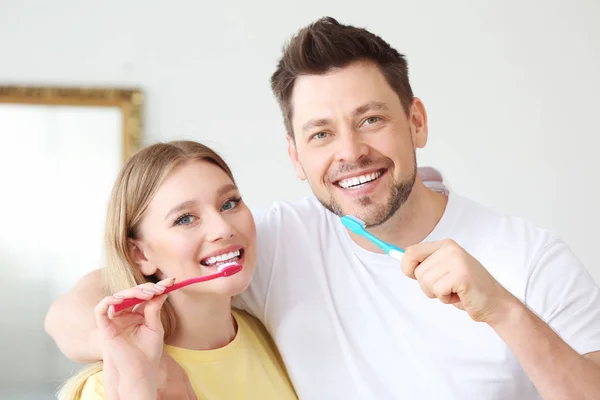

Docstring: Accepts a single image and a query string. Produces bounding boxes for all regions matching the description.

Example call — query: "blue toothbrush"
[340,215,405,261]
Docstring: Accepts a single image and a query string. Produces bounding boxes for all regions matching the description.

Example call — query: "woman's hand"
[94,278,175,398]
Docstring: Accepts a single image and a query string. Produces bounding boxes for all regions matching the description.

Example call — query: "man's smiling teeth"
[203,250,241,266]
[337,171,382,189]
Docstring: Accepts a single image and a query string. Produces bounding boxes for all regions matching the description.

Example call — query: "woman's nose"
[205,214,236,242]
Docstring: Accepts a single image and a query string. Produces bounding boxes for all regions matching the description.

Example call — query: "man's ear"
[127,238,157,276]
[409,98,428,149]
[286,134,307,181]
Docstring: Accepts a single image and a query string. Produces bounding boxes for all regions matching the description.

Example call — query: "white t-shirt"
[237,172,600,400]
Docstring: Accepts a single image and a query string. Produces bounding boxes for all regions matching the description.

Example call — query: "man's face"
[287,61,428,227]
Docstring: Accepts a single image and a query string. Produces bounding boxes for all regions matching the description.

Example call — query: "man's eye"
[363,116,381,126]
[311,132,329,140]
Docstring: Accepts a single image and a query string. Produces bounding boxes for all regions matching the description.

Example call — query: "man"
[46,17,600,399]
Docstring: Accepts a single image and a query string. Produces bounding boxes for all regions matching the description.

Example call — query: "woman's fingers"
[94,295,125,329]
[95,278,175,338]
[108,279,174,316]
[144,294,169,333]
[114,282,165,299]
[155,277,175,290]
[113,278,175,300]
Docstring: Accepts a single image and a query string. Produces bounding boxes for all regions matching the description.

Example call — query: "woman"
[59,140,297,399]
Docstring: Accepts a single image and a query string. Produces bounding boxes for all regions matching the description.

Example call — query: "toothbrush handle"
[366,232,393,252]
[113,297,145,313]
[388,249,404,262]
[112,284,179,312]
[111,277,203,312]
[111,271,231,313]
[365,231,405,260]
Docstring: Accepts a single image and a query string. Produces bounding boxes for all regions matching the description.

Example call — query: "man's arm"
[44,269,105,363]
[490,298,600,400]
[402,238,600,400]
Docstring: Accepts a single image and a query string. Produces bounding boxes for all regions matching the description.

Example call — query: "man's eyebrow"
[301,118,331,134]
[352,101,389,117]
[300,102,389,134]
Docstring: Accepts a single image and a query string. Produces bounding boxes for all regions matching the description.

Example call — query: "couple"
[47,16,600,399]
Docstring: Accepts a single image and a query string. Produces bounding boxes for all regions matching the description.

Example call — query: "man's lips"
[333,168,386,189]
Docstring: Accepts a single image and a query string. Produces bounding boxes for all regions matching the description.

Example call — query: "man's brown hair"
[270,16,415,138]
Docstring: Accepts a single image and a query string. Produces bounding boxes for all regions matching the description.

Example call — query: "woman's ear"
[127,238,157,276]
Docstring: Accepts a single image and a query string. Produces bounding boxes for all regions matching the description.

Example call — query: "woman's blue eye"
[175,214,195,225]
[221,198,240,211]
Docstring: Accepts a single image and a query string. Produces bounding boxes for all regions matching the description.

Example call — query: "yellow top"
[79,309,297,400]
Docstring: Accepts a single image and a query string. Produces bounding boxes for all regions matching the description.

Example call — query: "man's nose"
[334,129,368,163]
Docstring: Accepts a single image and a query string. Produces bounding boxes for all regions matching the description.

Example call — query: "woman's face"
[131,160,256,297]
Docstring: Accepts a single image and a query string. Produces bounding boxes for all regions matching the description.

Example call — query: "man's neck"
[350,178,448,253]
[165,293,236,351]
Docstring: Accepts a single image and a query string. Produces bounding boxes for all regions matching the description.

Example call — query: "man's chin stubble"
[318,174,416,228]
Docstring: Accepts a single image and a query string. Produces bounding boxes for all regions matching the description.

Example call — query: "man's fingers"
[432,273,460,304]
[402,241,446,279]
[413,247,450,281]
[419,268,450,299]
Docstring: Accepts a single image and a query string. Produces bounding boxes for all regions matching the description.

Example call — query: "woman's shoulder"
[232,309,281,358]
[79,371,105,399]
[232,309,297,398]
[57,370,105,400]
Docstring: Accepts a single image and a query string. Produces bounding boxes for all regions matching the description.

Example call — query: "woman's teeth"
[203,249,241,266]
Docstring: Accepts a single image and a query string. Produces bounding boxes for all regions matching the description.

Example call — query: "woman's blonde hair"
[58,140,235,399]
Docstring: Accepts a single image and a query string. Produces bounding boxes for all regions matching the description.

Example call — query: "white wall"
[0,0,599,395]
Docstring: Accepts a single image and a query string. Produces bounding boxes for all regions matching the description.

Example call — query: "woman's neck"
[165,293,236,351]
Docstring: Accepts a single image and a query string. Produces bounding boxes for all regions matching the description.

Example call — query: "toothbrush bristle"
[217,262,236,272]
[217,262,243,275]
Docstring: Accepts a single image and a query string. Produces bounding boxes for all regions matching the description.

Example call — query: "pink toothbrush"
[112,262,242,313]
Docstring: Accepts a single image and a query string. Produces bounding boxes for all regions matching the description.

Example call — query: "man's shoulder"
[422,166,558,246]
[452,191,559,245]
[251,195,328,231]
[449,191,565,281]
[240,197,332,320]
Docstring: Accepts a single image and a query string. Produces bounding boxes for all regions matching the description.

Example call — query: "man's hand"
[403,239,600,399]
[156,353,197,400]
[401,239,518,324]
